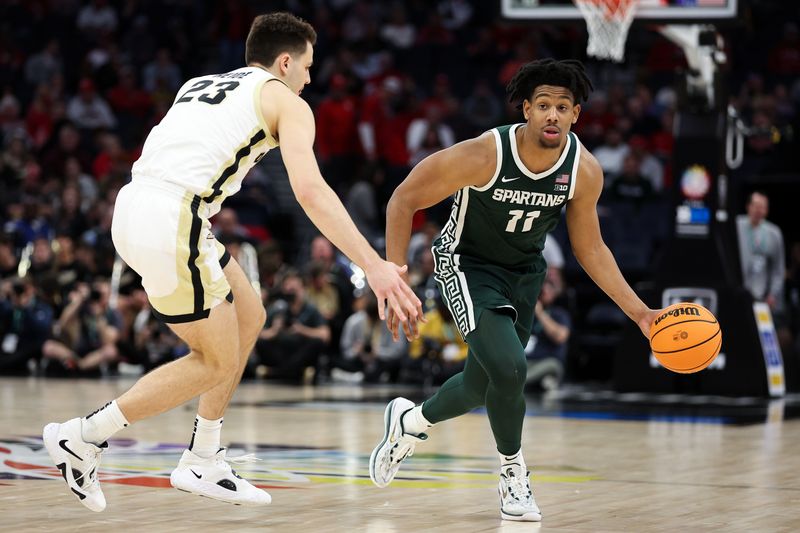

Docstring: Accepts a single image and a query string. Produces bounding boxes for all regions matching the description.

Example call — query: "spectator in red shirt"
[358,76,417,205]
[316,74,360,193]
[91,133,127,182]
[106,66,152,147]
[212,0,252,72]
[25,85,60,149]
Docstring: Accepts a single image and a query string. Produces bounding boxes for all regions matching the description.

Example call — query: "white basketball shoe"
[43,418,108,512]
[170,448,271,506]
[498,463,542,521]
[369,397,427,488]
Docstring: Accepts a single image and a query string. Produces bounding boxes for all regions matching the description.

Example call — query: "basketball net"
[573,0,638,62]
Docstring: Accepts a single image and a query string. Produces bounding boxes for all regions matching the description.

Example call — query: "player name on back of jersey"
[491,188,566,207]
[212,71,254,79]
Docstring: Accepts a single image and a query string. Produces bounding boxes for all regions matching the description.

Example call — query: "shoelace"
[381,437,416,475]
[73,448,102,490]
[227,453,260,465]
[505,472,533,504]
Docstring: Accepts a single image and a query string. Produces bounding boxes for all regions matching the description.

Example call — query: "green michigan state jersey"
[433,124,580,270]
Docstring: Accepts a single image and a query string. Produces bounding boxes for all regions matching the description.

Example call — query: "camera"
[270,299,293,328]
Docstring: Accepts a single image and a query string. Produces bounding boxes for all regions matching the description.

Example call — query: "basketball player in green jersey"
[370,59,663,522]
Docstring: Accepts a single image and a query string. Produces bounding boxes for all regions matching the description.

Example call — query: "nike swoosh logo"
[190,469,202,479]
[501,176,520,183]
[58,439,83,461]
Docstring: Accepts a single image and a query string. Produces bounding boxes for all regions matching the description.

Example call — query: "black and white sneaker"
[170,448,271,506]
[43,418,108,512]
[498,463,542,522]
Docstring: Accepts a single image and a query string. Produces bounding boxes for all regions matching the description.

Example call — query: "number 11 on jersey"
[505,209,541,233]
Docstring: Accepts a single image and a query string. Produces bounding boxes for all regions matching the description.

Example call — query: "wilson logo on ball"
[654,306,700,326]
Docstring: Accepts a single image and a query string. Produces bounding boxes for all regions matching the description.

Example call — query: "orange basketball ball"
[649,302,722,373]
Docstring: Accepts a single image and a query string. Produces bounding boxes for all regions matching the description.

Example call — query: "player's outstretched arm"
[272,88,422,325]
[566,148,659,337]
[385,132,496,340]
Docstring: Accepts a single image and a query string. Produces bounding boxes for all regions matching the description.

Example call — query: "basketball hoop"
[573,0,638,62]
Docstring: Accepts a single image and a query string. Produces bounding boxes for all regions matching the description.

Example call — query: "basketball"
[649,303,722,373]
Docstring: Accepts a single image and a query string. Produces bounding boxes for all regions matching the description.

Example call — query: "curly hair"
[245,12,317,67]
[506,59,593,108]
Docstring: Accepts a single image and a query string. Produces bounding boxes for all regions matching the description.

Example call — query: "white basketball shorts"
[111,178,232,323]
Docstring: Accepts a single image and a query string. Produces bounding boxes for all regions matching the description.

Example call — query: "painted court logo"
[654,306,700,326]
[0,437,596,489]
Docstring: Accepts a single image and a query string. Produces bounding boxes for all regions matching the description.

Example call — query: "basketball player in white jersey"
[42,12,423,511]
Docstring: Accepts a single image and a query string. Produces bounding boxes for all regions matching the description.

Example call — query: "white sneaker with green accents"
[498,463,542,521]
[369,397,427,488]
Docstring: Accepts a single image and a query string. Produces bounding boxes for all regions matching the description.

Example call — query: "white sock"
[500,449,527,473]
[188,416,223,458]
[400,405,432,436]
[81,401,129,445]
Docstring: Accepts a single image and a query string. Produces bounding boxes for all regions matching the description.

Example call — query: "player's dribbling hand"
[365,260,424,340]
[636,308,660,339]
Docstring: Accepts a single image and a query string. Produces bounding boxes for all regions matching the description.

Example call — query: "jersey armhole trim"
[568,134,581,201]
[470,129,503,192]
[253,79,281,148]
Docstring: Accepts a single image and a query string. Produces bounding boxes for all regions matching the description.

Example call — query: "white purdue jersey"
[132,66,280,217]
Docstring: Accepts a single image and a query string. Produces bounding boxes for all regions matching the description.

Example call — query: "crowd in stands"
[1,1,798,386]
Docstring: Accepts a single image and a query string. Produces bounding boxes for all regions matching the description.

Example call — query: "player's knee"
[490,356,527,395]
[247,306,267,343]
[201,345,240,377]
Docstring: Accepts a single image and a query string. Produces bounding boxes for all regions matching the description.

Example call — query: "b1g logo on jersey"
[554,184,568,192]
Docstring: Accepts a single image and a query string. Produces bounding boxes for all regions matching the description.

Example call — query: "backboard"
[502,0,738,22]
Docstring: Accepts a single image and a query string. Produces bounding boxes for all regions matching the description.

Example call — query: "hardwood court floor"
[1,377,799,532]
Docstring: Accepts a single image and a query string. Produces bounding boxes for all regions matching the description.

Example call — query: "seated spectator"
[53,184,88,240]
[462,79,502,133]
[142,49,182,95]
[66,78,116,132]
[334,285,408,385]
[116,282,185,372]
[344,177,381,246]
[363,318,408,384]
[41,281,121,375]
[594,127,629,180]
[27,236,54,279]
[24,39,63,88]
[333,290,380,382]
[256,270,330,383]
[627,135,664,192]
[0,277,54,375]
[305,260,340,323]
[408,295,467,385]
[406,106,455,167]
[310,235,355,322]
[608,154,654,207]
[525,269,571,390]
